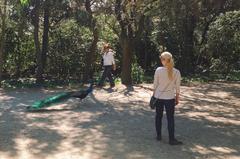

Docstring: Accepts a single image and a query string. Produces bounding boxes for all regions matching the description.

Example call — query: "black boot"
[97,83,103,88]
[169,139,183,145]
[110,83,115,88]
[156,135,162,141]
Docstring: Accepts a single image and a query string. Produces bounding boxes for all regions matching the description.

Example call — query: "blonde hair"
[160,52,174,80]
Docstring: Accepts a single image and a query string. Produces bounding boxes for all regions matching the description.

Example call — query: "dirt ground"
[0,82,239,159]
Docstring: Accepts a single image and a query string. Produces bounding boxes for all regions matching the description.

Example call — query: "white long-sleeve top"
[103,51,115,66]
[153,67,181,99]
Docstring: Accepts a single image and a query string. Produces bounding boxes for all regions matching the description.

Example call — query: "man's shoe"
[96,84,103,88]
[169,139,183,145]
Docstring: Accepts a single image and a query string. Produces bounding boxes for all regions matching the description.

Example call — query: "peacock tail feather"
[27,82,94,111]
[28,92,72,110]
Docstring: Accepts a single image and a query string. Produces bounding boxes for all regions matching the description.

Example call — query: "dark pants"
[98,66,115,86]
[155,99,175,141]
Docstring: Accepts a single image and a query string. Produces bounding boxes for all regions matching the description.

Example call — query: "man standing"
[98,43,116,88]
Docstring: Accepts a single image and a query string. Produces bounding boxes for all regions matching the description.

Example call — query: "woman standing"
[153,51,183,145]
[98,43,116,88]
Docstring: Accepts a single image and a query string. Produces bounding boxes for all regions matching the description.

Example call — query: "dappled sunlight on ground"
[0,82,239,159]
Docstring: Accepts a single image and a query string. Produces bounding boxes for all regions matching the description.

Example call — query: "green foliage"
[1,78,36,88]
[0,77,82,89]
[114,77,122,84]
[97,14,119,44]
[75,10,92,27]
[4,24,35,78]
[48,19,93,80]
[20,0,28,6]
[1,0,240,87]
[131,62,145,84]
[207,11,240,73]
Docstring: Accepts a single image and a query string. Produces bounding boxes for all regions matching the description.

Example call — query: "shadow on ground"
[0,82,239,159]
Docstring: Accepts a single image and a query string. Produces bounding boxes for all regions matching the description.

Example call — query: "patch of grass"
[1,71,239,89]
[1,78,36,89]
[0,78,84,89]
[114,77,122,84]
[210,71,240,81]
[182,76,209,83]
[142,76,154,83]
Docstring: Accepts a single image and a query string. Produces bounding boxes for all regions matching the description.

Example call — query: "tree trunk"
[42,2,50,72]
[121,34,133,85]
[115,0,134,85]
[83,0,99,82]
[134,15,147,70]
[33,0,43,84]
[0,0,7,86]
[16,7,26,78]
[83,24,98,82]
[180,14,196,75]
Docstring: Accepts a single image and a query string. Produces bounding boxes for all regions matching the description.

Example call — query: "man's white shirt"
[103,51,115,66]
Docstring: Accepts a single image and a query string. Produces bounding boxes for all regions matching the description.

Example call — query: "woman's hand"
[175,93,180,105]
[112,64,116,71]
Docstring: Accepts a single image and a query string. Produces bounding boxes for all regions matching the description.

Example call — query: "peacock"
[27,83,93,111]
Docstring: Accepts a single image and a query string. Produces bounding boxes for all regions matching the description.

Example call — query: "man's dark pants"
[155,99,175,141]
[98,65,115,86]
